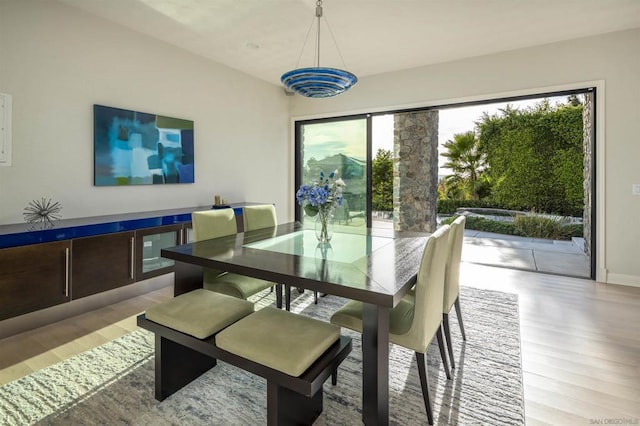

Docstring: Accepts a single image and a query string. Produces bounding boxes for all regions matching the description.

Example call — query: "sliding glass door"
[295,116,370,230]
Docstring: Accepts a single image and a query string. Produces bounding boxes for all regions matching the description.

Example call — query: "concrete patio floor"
[462,230,591,278]
[351,217,592,279]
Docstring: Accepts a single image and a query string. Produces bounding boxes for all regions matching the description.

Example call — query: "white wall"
[0,0,291,225]
[290,29,640,286]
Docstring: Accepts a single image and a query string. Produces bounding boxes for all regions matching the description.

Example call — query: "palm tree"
[441,131,486,200]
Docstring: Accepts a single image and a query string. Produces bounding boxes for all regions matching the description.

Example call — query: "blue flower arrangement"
[296,170,345,242]
[296,170,345,217]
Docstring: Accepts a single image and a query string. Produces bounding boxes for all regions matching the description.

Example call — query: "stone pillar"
[393,110,439,232]
[582,93,593,258]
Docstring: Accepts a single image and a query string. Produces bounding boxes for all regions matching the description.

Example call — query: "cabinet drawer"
[0,241,71,320]
[71,231,135,299]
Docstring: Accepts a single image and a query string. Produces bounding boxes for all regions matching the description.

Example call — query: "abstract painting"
[93,105,194,186]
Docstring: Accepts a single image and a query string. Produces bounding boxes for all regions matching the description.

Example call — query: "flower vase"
[315,209,334,243]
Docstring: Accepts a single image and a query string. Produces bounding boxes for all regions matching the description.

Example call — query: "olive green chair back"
[192,209,237,241]
[443,216,465,313]
[242,204,277,231]
[390,225,450,353]
[192,209,237,285]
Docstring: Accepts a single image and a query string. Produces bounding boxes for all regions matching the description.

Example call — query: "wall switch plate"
[633,184,640,196]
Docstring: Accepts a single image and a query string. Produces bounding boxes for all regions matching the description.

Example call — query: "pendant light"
[281,0,357,98]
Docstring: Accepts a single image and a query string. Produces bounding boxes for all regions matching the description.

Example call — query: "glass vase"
[315,208,334,243]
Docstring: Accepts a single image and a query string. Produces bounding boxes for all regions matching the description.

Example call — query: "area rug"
[0,286,524,425]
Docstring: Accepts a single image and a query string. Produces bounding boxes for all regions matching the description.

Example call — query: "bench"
[137,289,352,426]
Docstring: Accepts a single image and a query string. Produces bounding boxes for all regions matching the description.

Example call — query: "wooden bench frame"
[137,313,352,425]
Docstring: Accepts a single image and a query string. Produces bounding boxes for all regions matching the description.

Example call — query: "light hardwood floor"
[1,263,639,425]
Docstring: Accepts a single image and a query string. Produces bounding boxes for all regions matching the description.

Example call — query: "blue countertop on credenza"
[0,204,250,249]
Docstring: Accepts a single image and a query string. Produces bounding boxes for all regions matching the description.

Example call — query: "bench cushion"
[146,289,254,339]
[203,272,274,300]
[216,307,340,377]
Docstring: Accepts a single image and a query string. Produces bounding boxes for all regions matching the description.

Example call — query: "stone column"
[393,110,439,232]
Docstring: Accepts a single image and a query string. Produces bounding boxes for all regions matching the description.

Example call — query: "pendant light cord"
[323,10,349,69]
[292,0,349,70]
[315,1,322,68]
[294,13,317,69]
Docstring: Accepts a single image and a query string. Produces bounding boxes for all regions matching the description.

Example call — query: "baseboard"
[0,274,174,340]
[606,272,640,288]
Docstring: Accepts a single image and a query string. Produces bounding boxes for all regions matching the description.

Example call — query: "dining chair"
[330,225,452,425]
[241,204,291,310]
[242,204,277,232]
[442,215,467,369]
[192,209,274,300]
[243,204,325,308]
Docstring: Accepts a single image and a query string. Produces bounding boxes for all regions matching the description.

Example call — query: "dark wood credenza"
[0,205,252,324]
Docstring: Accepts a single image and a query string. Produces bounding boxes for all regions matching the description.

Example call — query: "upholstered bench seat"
[138,300,351,425]
[216,306,340,377]
[145,288,254,339]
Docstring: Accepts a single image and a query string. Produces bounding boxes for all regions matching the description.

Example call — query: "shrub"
[563,223,584,238]
[437,198,506,215]
[441,215,520,236]
[442,214,583,240]
[513,215,573,240]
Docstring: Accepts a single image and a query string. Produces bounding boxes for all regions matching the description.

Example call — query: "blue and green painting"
[93,104,194,186]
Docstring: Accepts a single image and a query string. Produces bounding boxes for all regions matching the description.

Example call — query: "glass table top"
[243,229,394,264]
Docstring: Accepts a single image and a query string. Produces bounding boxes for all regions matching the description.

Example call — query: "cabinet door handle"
[130,237,135,279]
[65,247,70,297]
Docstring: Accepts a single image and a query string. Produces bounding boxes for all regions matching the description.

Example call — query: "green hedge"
[441,214,583,240]
[440,216,519,235]
[437,199,506,215]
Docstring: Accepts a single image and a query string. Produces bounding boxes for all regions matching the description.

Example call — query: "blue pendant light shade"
[281,0,357,98]
[281,67,358,98]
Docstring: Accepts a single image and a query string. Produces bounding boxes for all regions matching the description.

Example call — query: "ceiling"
[59,0,640,87]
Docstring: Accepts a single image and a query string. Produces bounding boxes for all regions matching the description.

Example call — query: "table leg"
[173,261,203,296]
[362,303,390,425]
[275,284,283,309]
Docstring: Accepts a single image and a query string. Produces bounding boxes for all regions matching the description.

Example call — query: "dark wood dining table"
[161,221,429,425]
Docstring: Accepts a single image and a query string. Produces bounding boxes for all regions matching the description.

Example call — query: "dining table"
[161,221,429,425]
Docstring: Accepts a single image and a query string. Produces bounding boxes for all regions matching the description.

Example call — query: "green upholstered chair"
[242,204,277,232]
[192,209,274,300]
[330,225,452,425]
[242,204,305,311]
[242,204,323,307]
[241,204,289,308]
[442,215,467,369]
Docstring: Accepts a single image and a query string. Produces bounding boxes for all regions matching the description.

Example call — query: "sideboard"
[0,204,252,327]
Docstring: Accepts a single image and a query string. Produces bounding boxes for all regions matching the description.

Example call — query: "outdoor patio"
[461,230,590,278]
[367,217,591,279]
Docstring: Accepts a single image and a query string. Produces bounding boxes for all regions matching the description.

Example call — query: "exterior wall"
[393,111,439,232]
[0,0,292,225]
